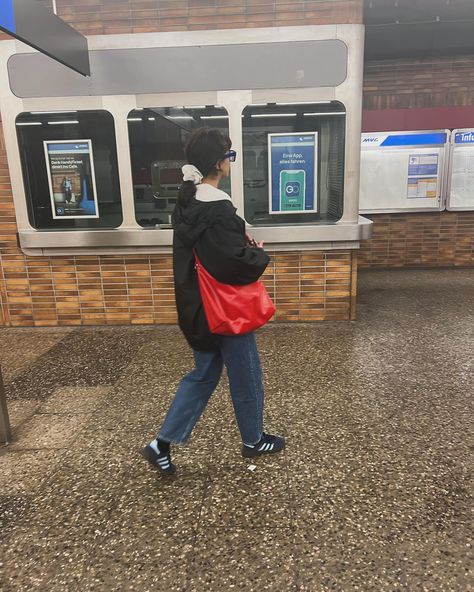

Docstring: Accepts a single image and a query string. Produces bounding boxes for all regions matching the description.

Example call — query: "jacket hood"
[172,198,236,248]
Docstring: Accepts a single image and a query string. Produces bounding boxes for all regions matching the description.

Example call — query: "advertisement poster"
[407,153,439,199]
[43,140,99,219]
[268,133,318,214]
[450,131,474,208]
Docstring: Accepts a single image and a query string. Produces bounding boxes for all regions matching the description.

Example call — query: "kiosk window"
[242,102,346,225]
[16,110,122,230]
[128,106,230,228]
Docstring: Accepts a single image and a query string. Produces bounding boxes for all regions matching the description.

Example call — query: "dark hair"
[178,127,231,207]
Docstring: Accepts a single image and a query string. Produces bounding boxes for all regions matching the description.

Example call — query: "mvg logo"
[362,137,379,143]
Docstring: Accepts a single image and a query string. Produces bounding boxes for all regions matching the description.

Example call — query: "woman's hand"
[245,233,264,248]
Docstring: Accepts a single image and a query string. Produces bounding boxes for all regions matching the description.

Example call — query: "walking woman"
[142,127,285,475]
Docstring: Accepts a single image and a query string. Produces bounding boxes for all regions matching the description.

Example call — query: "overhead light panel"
[30,110,77,114]
[251,113,297,118]
[275,101,331,105]
[16,121,42,126]
[47,120,79,125]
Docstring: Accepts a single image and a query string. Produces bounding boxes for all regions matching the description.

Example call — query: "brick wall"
[0,250,355,327]
[359,212,474,268]
[361,54,474,269]
[0,0,362,40]
[0,126,15,326]
[363,54,474,110]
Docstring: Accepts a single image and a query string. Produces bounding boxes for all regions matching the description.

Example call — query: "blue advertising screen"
[268,133,318,214]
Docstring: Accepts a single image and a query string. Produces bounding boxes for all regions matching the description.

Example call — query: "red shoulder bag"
[194,252,275,335]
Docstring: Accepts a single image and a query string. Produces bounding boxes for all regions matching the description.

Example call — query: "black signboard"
[0,0,90,76]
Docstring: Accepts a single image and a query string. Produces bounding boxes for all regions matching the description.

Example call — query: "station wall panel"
[361,53,474,268]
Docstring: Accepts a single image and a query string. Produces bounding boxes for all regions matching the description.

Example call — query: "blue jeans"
[158,332,264,445]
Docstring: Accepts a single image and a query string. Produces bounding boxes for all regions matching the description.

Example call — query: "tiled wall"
[363,55,474,110]
[0,0,362,39]
[0,124,15,327]
[0,249,355,327]
[358,212,474,268]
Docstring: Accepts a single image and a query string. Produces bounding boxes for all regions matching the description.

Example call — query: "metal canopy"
[0,0,90,76]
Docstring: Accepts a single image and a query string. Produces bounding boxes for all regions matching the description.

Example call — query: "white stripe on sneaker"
[268,443,274,451]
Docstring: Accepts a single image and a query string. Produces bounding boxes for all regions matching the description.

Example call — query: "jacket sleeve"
[196,205,269,285]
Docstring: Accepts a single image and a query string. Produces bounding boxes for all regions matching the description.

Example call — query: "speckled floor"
[0,268,473,591]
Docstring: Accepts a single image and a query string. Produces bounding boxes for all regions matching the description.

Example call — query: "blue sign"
[0,0,16,33]
[268,133,318,214]
[47,143,90,153]
[454,131,474,144]
[408,154,439,176]
[380,133,447,147]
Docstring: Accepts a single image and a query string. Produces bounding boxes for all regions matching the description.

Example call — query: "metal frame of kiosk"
[0,25,371,256]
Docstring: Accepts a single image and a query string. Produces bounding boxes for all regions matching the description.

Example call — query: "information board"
[268,133,318,214]
[447,129,474,211]
[44,140,99,219]
[359,131,448,214]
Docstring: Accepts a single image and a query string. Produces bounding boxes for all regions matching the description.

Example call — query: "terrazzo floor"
[0,268,473,591]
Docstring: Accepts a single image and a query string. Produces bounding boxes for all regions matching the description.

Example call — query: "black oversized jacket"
[172,197,269,350]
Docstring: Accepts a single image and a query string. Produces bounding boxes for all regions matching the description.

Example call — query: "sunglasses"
[224,150,237,162]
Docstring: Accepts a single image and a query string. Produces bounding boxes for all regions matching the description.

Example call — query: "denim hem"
[157,434,188,446]
[243,433,263,446]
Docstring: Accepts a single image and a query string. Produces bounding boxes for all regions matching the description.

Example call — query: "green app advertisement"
[279,170,306,211]
[268,133,318,214]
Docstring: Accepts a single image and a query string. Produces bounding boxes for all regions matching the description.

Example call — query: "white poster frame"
[359,130,449,214]
[446,129,474,212]
[43,139,100,220]
[267,132,318,215]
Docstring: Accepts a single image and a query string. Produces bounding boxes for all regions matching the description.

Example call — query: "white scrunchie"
[182,164,203,185]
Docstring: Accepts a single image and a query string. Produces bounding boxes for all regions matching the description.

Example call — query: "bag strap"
[192,249,201,270]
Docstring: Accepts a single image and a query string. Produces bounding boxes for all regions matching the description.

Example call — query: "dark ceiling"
[364,0,474,60]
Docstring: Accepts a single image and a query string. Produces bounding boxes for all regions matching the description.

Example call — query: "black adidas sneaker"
[242,433,285,458]
[141,439,176,475]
